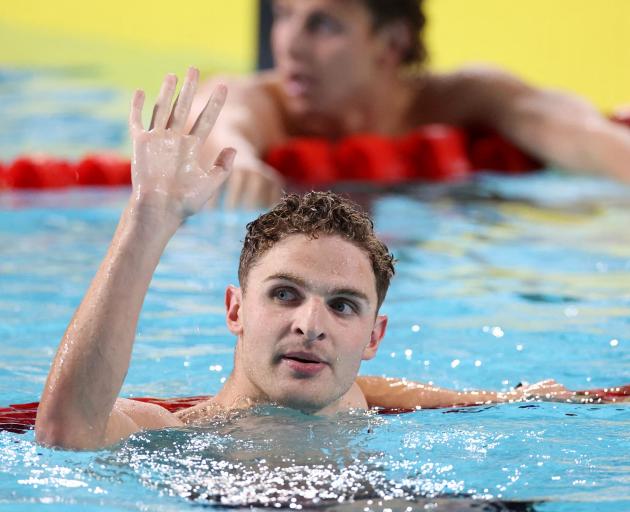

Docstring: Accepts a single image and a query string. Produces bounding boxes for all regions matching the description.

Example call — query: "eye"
[272,287,299,303]
[329,299,357,316]
[306,13,343,35]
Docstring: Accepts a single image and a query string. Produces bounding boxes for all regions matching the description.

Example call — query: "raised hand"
[128,67,235,224]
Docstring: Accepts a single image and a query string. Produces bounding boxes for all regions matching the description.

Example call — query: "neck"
[212,369,368,415]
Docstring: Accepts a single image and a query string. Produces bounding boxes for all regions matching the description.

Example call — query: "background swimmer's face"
[271,0,390,114]
[226,234,387,413]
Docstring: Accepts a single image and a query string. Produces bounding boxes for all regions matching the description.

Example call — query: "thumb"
[208,147,236,181]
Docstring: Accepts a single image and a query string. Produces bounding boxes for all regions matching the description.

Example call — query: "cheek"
[243,301,290,336]
[336,326,372,360]
[319,46,373,91]
[271,30,286,58]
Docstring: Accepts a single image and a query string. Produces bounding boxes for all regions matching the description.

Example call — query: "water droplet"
[492,326,504,338]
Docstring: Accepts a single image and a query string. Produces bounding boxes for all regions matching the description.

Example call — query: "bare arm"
[190,75,285,209]
[449,66,630,181]
[356,376,573,410]
[35,68,234,450]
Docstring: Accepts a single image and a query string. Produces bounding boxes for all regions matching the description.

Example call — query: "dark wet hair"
[238,191,395,309]
[362,0,427,66]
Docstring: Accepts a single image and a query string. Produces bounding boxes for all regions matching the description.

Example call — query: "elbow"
[35,422,69,449]
[35,412,101,451]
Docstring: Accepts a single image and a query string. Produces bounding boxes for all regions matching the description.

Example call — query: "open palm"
[128,67,234,221]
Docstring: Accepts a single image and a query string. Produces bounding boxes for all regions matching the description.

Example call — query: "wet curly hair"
[363,0,427,66]
[238,191,395,309]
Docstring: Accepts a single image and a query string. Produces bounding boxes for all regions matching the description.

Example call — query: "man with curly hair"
[35,70,571,451]
[191,0,630,208]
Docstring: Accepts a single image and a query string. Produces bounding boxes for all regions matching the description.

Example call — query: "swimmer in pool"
[36,70,575,450]
[190,0,630,208]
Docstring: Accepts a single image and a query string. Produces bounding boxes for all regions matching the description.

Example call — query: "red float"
[5,157,76,189]
[469,134,540,173]
[398,125,471,181]
[266,139,336,184]
[76,154,132,186]
[2,384,629,434]
[334,134,409,183]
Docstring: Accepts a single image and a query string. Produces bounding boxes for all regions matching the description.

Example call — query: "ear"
[225,285,243,335]
[376,21,413,67]
[362,314,388,361]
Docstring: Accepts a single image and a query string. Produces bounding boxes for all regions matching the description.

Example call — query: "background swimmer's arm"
[356,376,572,409]
[446,66,630,181]
[189,76,285,208]
[35,69,233,450]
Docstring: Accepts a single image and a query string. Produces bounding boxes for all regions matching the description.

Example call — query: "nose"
[294,298,326,342]
[286,26,310,60]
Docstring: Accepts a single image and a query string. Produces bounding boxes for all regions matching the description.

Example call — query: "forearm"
[454,68,630,180]
[571,121,630,181]
[485,85,630,180]
[36,202,178,447]
[357,376,520,410]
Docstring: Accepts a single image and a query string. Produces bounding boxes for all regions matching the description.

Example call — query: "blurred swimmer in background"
[189,0,630,208]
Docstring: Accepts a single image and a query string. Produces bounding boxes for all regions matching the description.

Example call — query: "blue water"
[1,68,630,511]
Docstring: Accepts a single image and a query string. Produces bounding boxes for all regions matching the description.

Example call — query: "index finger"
[129,89,145,134]
[189,84,227,141]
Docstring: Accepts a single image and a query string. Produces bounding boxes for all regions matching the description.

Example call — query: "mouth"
[284,72,315,98]
[281,351,328,376]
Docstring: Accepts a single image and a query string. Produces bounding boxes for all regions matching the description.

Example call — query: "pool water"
[1,67,630,511]
[1,176,629,511]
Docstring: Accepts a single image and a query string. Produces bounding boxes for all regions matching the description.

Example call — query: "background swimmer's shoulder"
[192,71,287,149]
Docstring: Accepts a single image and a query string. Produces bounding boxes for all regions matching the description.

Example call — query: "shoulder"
[175,398,225,425]
[422,66,533,102]
[436,65,524,86]
[196,71,282,119]
[114,398,183,430]
[414,66,535,125]
[193,71,287,147]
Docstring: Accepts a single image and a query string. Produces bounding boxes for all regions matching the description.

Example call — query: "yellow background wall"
[0,0,628,111]
[424,0,630,112]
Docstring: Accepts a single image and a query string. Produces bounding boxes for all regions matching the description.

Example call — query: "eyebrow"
[264,272,371,304]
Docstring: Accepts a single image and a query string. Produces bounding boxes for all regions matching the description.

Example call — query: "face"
[226,234,387,413]
[271,0,390,114]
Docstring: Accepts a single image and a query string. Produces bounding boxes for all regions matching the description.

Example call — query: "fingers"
[190,84,227,141]
[129,89,145,135]
[167,67,199,132]
[204,148,236,193]
[212,147,236,176]
[149,73,177,130]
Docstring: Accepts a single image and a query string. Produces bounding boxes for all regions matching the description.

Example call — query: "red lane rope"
[0,154,131,190]
[0,127,539,190]
[2,116,628,190]
[265,125,541,185]
[2,385,628,434]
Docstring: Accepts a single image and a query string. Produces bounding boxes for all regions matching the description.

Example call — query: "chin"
[274,389,336,414]
[285,97,317,116]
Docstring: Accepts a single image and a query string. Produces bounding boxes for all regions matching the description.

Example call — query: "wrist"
[124,194,183,240]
